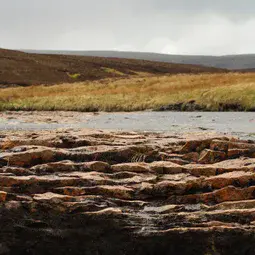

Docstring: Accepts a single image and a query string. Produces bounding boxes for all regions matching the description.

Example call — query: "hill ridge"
[23,49,255,70]
[0,48,225,87]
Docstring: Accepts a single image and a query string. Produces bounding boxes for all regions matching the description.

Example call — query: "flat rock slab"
[0,129,255,255]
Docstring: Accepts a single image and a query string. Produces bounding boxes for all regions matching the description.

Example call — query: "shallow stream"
[0,112,254,140]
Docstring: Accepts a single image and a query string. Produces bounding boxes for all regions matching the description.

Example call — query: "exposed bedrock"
[0,130,255,254]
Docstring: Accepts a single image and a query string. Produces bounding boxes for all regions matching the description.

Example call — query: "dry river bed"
[0,126,255,254]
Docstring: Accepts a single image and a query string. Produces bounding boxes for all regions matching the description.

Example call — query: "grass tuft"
[68,73,81,79]
[101,67,125,76]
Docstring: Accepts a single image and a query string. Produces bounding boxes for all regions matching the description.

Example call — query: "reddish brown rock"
[0,191,7,202]
[228,141,255,150]
[0,130,255,255]
[182,152,200,162]
[180,139,213,153]
[184,164,217,177]
[0,146,67,167]
[111,162,151,173]
[177,186,255,205]
[228,149,251,158]
[83,161,110,172]
[33,192,75,203]
[210,139,229,151]
[149,161,184,174]
[198,149,226,164]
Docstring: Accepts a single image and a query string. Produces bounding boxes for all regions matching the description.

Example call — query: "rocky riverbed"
[0,129,255,254]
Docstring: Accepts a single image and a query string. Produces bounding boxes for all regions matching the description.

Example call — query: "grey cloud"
[0,0,255,55]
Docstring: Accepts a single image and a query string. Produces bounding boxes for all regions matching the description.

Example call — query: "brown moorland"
[0,48,226,87]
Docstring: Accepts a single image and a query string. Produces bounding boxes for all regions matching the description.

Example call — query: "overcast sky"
[1,0,255,55]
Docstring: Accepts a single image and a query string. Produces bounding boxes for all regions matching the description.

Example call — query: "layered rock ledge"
[0,130,255,255]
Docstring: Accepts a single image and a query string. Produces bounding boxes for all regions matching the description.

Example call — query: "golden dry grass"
[0,72,254,111]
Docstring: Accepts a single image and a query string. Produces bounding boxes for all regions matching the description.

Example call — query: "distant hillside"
[24,50,255,70]
[0,49,225,87]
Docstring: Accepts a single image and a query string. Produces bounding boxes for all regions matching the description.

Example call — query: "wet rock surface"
[1,130,255,254]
